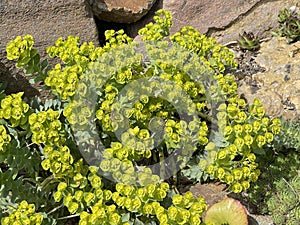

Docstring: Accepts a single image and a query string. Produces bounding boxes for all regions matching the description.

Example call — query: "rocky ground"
[235,36,300,121]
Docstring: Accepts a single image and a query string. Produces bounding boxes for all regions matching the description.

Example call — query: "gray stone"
[0,0,99,97]
[90,0,157,23]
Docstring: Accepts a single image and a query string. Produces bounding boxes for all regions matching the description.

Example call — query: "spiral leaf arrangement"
[237,31,260,51]
[274,7,300,43]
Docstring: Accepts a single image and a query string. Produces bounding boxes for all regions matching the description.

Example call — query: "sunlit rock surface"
[238,37,300,120]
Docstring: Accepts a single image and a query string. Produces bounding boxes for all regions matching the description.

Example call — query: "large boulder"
[211,0,299,44]
[0,0,99,97]
[162,0,261,35]
[90,0,157,23]
[130,0,298,44]
[129,0,260,38]
[162,0,299,43]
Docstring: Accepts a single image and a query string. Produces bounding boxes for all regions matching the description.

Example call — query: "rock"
[238,37,300,120]
[211,0,299,44]
[128,0,298,45]
[248,214,274,225]
[119,0,299,47]
[0,61,39,98]
[126,0,163,37]
[0,0,99,97]
[162,0,261,34]
[189,182,228,208]
[127,0,260,40]
[90,0,157,23]
[238,84,284,118]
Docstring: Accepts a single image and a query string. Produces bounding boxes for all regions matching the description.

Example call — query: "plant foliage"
[0,9,285,225]
[273,7,300,43]
[267,175,300,225]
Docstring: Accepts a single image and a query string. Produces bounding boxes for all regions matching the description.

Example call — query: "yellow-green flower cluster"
[103,130,153,162]
[198,121,209,145]
[54,165,105,215]
[45,35,108,100]
[46,36,101,66]
[1,200,43,225]
[156,192,207,225]
[200,145,260,193]
[6,35,35,67]
[63,100,93,125]
[96,83,126,132]
[45,64,83,100]
[111,182,207,225]
[222,98,281,144]
[212,74,238,99]
[100,152,160,186]
[139,9,172,41]
[113,182,169,212]
[95,65,209,148]
[130,97,168,124]
[46,30,132,71]
[28,109,65,145]
[94,70,149,133]
[0,92,30,128]
[50,156,109,216]
[0,125,11,152]
[41,145,74,177]
[63,100,80,125]
[158,69,206,101]
[79,202,127,225]
[164,119,209,149]
[164,119,185,148]
[112,68,134,85]
[170,26,238,73]
[52,161,123,223]
[199,98,281,193]
[91,33,212,184]
[103,29,133,51]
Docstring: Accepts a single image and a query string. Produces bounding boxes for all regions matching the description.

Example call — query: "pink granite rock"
[91,0,157,23]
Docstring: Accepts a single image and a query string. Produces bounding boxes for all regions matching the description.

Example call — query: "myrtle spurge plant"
[0,125,11,152]
[1,200,44,225]
[29,109,65,146]
[169,26,237,73]
[5,35,35,67]
[197,99,281,193]
[0,92,31,128]
[1,9,284,225]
